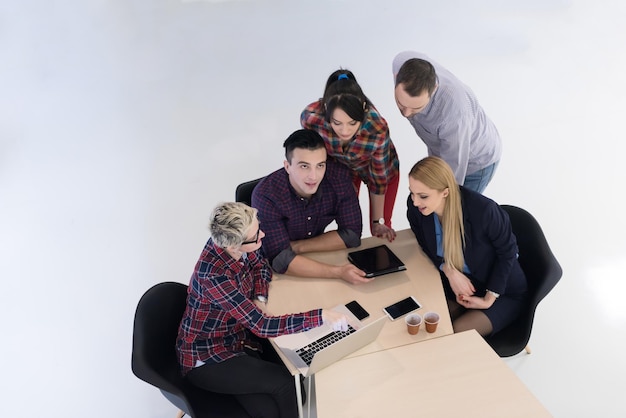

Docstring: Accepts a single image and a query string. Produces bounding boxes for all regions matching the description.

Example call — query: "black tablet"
[347,245,407,278]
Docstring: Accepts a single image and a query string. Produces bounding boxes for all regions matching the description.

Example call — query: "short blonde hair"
[209,202,257,248]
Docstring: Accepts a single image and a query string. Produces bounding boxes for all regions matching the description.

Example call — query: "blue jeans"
[463,161,499,193]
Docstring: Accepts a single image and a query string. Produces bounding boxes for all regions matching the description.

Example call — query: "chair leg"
[524,345,532,354]
[175,410,185,418]
[294,374,304,418]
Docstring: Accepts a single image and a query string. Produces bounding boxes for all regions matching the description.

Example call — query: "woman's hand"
[322,309,349,332]
[442,263,476,300]
[458,292,497,310]
[372,223,397,242]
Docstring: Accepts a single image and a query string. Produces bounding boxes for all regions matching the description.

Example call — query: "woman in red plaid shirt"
[177,202,349,417]
[301,69,400,242]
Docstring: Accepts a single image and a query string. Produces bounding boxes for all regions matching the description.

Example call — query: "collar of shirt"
[205,238,254,275]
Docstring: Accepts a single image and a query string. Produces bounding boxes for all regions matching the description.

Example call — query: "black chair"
[131,281,250,418]
[235,177,264,206]
[484,205,563,357]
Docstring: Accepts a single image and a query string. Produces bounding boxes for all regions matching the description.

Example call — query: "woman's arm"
[481,203,518,295]
[206,272,322,338]
[370,192,396,241]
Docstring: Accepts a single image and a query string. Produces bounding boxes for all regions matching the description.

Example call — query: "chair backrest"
[502,205,562,307]
[131,282,193,414]
[485,205,562,356]
[235,177,264,206]
[132,282,251,417]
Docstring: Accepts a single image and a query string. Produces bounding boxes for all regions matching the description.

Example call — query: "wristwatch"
[255,295,268,303]
[373,218,385,225]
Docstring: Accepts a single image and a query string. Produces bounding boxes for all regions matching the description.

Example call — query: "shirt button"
[307,232,312,236]
[307,216,311,220]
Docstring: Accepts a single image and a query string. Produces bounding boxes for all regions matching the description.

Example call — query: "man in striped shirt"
[393,51,502,193]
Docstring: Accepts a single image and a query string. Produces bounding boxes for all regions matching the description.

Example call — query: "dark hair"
[283,129,326,163]
[395,58,437,97]
[322,69,372,123]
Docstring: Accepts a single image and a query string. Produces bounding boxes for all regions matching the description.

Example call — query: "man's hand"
[335,263,371,285]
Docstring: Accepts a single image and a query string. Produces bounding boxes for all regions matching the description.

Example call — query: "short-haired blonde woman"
[176,202,347,418]
[406,157,527,337]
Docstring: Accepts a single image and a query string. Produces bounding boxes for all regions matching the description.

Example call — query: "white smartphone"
[383,296,422,321]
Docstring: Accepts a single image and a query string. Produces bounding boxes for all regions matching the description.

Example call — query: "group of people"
[175,52,526,418]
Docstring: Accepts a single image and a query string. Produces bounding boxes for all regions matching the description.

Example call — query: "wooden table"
[314,330,552,418]
[267,229,454,357]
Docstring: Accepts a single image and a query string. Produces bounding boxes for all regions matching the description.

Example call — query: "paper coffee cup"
[424,311,440,333]
[405,313,422,335]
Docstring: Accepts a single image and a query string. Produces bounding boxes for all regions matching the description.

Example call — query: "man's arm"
[290,230,345,254]
[285,253,370,285]
[329,163,363,245]
[252,173,296,263]
[270,233,369,284]
[285,228,368,284]
[437,118,472,184]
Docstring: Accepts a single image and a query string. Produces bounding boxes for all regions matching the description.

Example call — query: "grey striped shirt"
[393,51,502,183]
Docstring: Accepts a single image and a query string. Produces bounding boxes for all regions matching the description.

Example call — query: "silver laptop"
[273,304,387,377]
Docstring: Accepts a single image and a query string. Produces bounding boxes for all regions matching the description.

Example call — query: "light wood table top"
[267,229,453,358]
[314,330,552,418]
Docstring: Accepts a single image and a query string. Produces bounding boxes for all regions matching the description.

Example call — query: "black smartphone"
[345,300,370,321]
[383,296,421,321]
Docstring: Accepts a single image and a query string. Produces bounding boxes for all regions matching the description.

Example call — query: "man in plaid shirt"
[252,129,370,285]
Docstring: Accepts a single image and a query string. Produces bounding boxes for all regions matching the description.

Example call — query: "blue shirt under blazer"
[407,186,527,332]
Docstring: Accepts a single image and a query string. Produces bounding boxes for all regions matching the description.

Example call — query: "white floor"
[2,1,626,417]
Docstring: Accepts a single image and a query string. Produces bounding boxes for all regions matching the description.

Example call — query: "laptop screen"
[347,245,406,278]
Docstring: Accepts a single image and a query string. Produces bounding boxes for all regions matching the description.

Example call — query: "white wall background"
[1,0,626,417]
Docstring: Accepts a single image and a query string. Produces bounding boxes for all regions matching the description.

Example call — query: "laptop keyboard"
[295,325,356,366]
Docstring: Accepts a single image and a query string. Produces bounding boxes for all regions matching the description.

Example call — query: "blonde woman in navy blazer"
[406,157,527,336]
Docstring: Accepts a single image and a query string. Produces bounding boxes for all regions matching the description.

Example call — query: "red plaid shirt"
[301,100,400,194]
[176,238,322,375]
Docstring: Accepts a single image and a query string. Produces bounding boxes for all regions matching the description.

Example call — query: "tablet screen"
[348,245,406,278]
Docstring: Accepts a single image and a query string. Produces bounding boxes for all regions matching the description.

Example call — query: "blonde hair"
[408,157,465,270]
[209,202,257,248]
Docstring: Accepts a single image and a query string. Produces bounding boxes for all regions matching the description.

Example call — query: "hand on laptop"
[322,309,349,332]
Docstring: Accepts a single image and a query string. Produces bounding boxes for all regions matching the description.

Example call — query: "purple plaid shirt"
[176,238,323,375]
[301,100,400,195]
[251,160,363,273]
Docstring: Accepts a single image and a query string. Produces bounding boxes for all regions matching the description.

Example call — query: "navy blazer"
[407,186,527,296]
